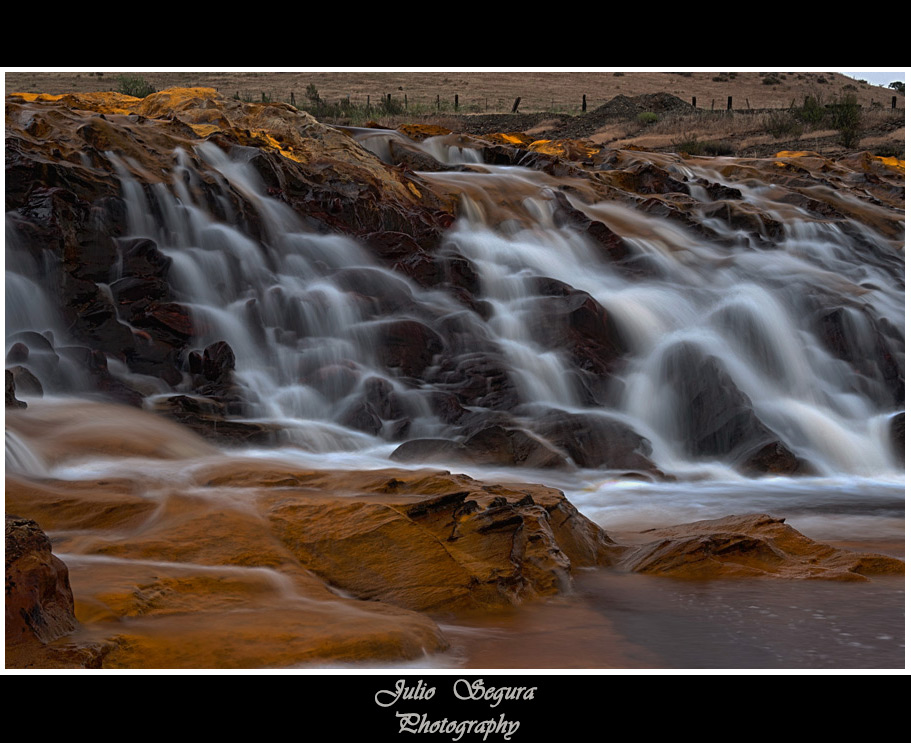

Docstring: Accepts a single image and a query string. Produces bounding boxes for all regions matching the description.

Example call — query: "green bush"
[116,75,156,98]
[829,94,862,148]
[637,111,658,125]
[793,94,826,126]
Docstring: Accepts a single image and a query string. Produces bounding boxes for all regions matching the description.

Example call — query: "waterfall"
[5,133,904,480]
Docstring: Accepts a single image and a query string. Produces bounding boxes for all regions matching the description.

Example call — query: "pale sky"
[840,70,905,87]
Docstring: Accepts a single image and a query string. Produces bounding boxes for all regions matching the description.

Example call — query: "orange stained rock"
[774,150,823,159]
[398,123,453,141]
[10,91,142,115]
[482,132,533,146]
[873,155,904,173]
[529,139,600,159]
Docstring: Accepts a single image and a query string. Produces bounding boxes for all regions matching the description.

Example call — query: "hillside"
[5,70,904,113]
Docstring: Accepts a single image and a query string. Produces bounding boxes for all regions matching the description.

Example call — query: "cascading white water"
[7,133,903,483]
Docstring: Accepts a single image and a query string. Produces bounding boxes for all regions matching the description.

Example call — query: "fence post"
[512,97,521,113]
[290,92,295,106]
[582,94,587,112]
[387,93,392,107]
[404,94,408,110]
[454,94,459,110]
[367,95,370,110]
[711,99,715,112]
[892,95,897,109]
[727,96,732,110]
[692,96,696,108]
[436,94,440,111]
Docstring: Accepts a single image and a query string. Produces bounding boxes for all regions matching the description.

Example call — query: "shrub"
[305,83,321,103]
[671,138,734,156]
[794,94,826,126]
[116,75,156,98]
[637,111,659,125]
[765,110,803,138]
[829,94,862,148]
[888,81,905,94]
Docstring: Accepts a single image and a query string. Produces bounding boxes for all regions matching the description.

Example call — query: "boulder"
[618,514,905,581]
[6,515,77,645]
[534,410,658,474]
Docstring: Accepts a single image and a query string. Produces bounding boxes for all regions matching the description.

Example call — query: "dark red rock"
[202,341,236,383]
[374,320,444,379]
[6,515,77,645]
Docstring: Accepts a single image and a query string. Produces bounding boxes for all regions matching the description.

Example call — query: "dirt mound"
[593,93,693,118]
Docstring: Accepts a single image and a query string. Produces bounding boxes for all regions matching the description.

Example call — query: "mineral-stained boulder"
[617,514,905,581]
[6,515,77,645]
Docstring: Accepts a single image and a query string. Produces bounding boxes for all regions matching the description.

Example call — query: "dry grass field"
[5,69,904,113]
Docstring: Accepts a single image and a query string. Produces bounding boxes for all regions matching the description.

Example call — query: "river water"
[5,128,904,669]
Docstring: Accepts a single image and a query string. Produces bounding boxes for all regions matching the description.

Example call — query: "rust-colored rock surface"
[6,515,77,644]
[617,514,905,581]
[5,401,620,667]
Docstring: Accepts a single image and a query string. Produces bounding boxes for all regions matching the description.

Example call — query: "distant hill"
[5,70,904,114]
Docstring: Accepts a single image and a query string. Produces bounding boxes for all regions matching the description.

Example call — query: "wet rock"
[432,353,520,411]
[6,515,77,645]
[153,394,273,446]
[618,514,905,581]
[362,376,404,420]
[889,412,904,465]
[534,410,657,473]
[740,440,807,476]
[8,365,44,397]
[6,342,30,364]
[461,425,570,469]
[388,139,447,172]
[699,201,784,245]
[533,277,629,381]
[309,363,360,402]
[57,346,143,408]
[390,438,470,464]
[6,370,27,409]
[819,307,904,407]
[374,319,444,379]
[263,469,619,612]
[338,399,383,436]
[550,191,631,264]
[660,342,798,471]
[202,340,236,383]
